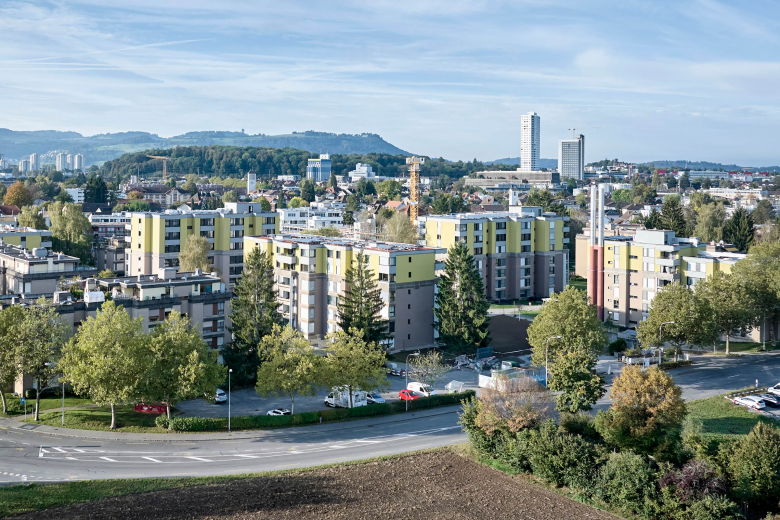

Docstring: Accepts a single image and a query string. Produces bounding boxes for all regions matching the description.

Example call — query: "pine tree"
[337,250,387,346]
[660,196,687,237]
[723,207,755,252]
[433,243,491,353]
[644,208,661,229]
[224,247,283,385]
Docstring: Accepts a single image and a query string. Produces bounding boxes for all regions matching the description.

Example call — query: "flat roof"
[247,234,441,254]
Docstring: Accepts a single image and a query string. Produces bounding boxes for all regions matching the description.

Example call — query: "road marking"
[186,456,213,462]
[235,454,259,459]
[52,447,68,453]
[99,457,117,462]
[328,445,348,449]
[126,442,148,445]
[141,457,162,463]
[354,440,381,444]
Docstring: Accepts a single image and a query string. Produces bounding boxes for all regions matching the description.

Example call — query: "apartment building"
[0,226,53,250]
[418,206,570,301]
[306,154,332,182]
[279,202,346,231]
[0,244,96,295]
[244,234,444,351]
[126,204,279,287]
[89,212,131,239]
[95,237,127,275]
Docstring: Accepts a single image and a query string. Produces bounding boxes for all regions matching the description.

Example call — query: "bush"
[559,412,601,443]
[24,389,37,399]
[526,420,602,491]
[155,415,170,429]
[686,495,743,520]
[659,459,726,504]
[595,451,657,516]
[659,360,693,370]
[608,338,627,356]
[724,422,780,509]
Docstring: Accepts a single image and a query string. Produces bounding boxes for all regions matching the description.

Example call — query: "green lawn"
[22,405,167,433]
[714,341,773,354]
[686,390,776,445]
[518,310,541,318]
[1,394,93,417]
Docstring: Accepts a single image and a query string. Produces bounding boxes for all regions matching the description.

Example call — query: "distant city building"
[306,154,331,182]
[29,153,38,171]
[277,174,301,182]
[247,171,257,192]
[95,237,126,275]
[56,153,67,171]
[18,159,30,173]
[279,202,346,231]
[66,188,85,204]
[66,154,73,170]
[521,112,540,171]
[89,212,131,240]
[558,134,585,181]
[73,154,84,171]
[0,159,8,170]
[464,169,560,191]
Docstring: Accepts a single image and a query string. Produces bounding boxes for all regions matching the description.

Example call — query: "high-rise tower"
[520,112,540,171]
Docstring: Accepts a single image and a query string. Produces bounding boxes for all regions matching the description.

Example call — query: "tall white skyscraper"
[66,154,73,170]
[29,153,38,171]
[56,153,67,171]
[558,134,585,181]
[247,171,257,192]
[73,154,84,171]
[520,112,540,171]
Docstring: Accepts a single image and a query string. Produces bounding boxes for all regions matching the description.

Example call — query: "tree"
[84,175,108,204]
[60,301,147,429]
[430,193,467,214]
[48,202,92,263]
[4,181,33,208]
[472,376,554,435]
[355,178,376,199]
[345,193,361,213]
[697,271,756,354]
[322,329,388,408]
[752,199,775,225]
[732,241,780,347]
[693,202,725,243]
[255,325,321,414]
[182,174,198,195]
[17,299,71,420]
[637,283,716,360]
[527,286,606,366]
[165,177,177,188]
[97,269,117,278]
[299,179,315,202]
[660,196,688,237]
[407,350,449,391]
[644,208,661,229]
[128,191,144,200]
[178,235,212,273]
[723,207,754,252]
[54,189,74,203]
[258,197,272,211]
[433,243,490,353]
[611,189,632,203]
[327,173,337,188]
[336,250,387,346]
[140,311,226,420]
[725,422,780,509]
[679,172,691,190]
[548,347,606,413]
[595,365,686,455]
[0,306,25,414]
[377,180,402,200]
[221,190,238,203]
[288,196,308,208]
[382,212,417,244]
[342,211,355,226]
[701,177,712,189]
[224,247,282,385]
[17,206,46,230]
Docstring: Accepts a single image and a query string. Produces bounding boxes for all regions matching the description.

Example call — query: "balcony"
[299,255,316,266]
[277,254,297,265]
[656,257,681,267]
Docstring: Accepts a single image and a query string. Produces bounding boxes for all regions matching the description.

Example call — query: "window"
[521,233,531,241]
[614,275,620,284]
[229,266,243,276]
[229,242,243,250]
[496,234,506,242]
[459,224,467,232]
[201,230,215,238]
[379,273,390,282]
[473,247,483,255]
[549,266,555,274]
[389,306,395,318]
[521,268,530,276]
[521,246,531,253]
[495,258,506,267]
[164,245,180,253]
[408,319,411,324]
[379,256,396,266]
[165,219,180,228]
[408,257,412,263]
[408,272,412,278]
[629,255,638,259]
[230,230,244,238]
[200,218,214,227]
[230,218,244,226]
[164,258,179,267]
[230,255,243,264]
[388,322,395,333]
[613,300,619,309]
[496,222,506,230]
[474,235,482,243]
[496,269,505,278]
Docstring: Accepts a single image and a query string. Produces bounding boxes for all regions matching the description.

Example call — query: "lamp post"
[228,369,232,433]
[545,336,562,388]
[659,321,674,364]
[405,352,420,412]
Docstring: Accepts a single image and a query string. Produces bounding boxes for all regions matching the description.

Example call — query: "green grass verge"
[714,341,774,353]
[21,405,167,433]
[686,390,777,445]
[0,449,447,518]
[518,310,541,318]
[1,394,93,417]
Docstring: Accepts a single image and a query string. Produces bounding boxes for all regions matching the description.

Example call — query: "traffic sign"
[20,398,25,404]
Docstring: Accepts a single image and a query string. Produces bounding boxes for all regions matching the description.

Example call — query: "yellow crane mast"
[405,156,424,222]
[146,155,169,181]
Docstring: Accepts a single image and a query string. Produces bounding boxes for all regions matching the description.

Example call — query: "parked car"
[367,393,386,405]
[390,369,400,377]
[266,408,291,416]
[758,394,780,407]
[205,388,227,404]
[407,382,437,397]
[399,389,421,401]
[734,396,766,410]
[768,383,780,397]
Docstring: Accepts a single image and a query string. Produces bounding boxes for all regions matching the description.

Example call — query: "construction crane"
[567,127,600,139]
[405,156,424,223]
[146,155,169,181]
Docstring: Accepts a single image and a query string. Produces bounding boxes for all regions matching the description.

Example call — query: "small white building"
[66,188,85,203]
[279,202,346,231]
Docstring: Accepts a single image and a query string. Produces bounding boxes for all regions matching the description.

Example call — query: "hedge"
[169,390,475,432]
[659,360,693,370]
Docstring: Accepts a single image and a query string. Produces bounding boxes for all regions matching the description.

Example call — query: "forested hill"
[0,129,409,165]
[97,146,518,180]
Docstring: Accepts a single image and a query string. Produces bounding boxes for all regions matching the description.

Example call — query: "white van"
[407,382,437,397]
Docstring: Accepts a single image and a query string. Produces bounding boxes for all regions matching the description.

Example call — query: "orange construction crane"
[405,156,424,223]
[146,155,169,180]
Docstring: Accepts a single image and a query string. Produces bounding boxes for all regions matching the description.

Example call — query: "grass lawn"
[489,303,518,309]
[686,390,776,445]
[1,394,92,417]
[21,405,167,433]
[518,310,540,318]
[714,341,773,354]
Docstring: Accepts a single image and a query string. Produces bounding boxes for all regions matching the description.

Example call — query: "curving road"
[0,408,465,484]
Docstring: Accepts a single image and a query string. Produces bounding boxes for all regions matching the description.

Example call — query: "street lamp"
[659,321,674,364]
[405,352,420,412]
[228,369,233,433]
[545,336,562,388]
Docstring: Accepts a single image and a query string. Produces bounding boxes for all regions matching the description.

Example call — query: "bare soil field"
[11,450,618,520]
[488,314,532,355]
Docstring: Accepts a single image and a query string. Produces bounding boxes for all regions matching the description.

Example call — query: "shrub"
[724,422,780,509]
[526,420,601,491]
[24,389,37,399]
[475,377,553,434]
[595,451,657,516]
[155,415,170,429]
[559,412,602,443]
[659,360,693,370]
[659,459,726,504]
[608,338,627,356]
[686,495,743,520]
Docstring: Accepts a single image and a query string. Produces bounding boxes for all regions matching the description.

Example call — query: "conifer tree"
[433,243,490,353]
[723,207,755,252]
[224,247,282,385]
[337,250,387,346]
[660,196,687,237]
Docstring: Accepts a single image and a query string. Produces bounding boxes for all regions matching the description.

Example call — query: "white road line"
[185,456,212,462]
[142,457,162,463]
[63,457,79,461]
[235,454,259,459]
[100,457,117,462]
[52,447,68,453]
[328,445,347,449]
[354,440,382,444]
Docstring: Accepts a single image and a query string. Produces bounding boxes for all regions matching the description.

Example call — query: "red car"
[399,389,421,401]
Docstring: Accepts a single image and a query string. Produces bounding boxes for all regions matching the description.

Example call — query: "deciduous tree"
[0,306,25,414]
[407,350,448,392]
[17,206,46,230]
[322,329,388,407]
[337,250,387,346]
[696,271,756,354]
[3,181,32,208]
[178,235,212,273]
[60,301,147,429]
[548,346,606,413]
[381,212,417,244]
[693,202,725,243]
[84,175,108,204]
[474,376,554,435]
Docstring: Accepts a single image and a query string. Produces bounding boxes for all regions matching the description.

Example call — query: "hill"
[644,159,780,172]
[484,157,558,169]
[97,146,518,180]
[0,129,410,166]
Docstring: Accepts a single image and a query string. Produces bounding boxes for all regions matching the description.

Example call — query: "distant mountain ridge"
[0,129,410,166]
[644,160,780,172]
[484,157,558,169]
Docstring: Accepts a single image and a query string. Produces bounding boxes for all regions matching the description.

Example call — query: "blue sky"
[1,0,778,165]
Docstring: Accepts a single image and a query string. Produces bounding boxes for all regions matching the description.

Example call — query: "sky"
[1,0,779,165]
